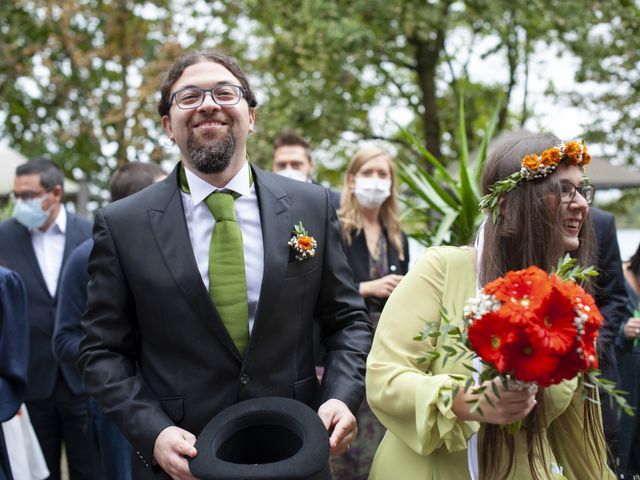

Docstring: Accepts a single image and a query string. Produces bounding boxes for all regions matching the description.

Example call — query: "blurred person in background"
[332,146,409,479]
[589,206,627,473]
[53,162,166,480]
[615,241,640,478]
[272,130,341,210]
[338,146,409,324]
[0,158,94,480]
[0,266,29,480]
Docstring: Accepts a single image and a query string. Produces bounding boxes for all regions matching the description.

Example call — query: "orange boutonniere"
[288,222,317,261]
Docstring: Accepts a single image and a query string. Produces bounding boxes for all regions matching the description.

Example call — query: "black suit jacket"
[591,207,626,456]
[311,180,341,211]
[52,238,93,386]
[78,164,372,476]
[0,267,29,480]
[591,207,627,357]
[0,267,29,421]
[0,212,92,400]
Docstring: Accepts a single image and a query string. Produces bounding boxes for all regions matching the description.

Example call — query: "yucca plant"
[397,99,500,247]
[0,197,13,222]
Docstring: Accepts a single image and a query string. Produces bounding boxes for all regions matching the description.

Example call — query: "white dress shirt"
[181,162,264,333]
[31,207,67,297]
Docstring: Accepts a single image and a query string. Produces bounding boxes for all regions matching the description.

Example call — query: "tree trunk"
[412,33,444,162]
[498,9,518,132]
[520,33,531,128]
[115,0,130,168]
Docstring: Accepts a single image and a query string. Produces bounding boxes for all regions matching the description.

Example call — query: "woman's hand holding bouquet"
[452,376,538,425]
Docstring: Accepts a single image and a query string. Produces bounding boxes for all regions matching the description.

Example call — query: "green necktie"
[180,165,249,354]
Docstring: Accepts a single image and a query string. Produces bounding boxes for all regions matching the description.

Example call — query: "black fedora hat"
[189,396,331,480]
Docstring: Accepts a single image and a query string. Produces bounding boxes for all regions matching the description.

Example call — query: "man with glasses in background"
[78,51,371,479]
[0,157,95,480]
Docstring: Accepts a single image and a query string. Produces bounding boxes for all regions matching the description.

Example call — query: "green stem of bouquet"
[504,420,523,435]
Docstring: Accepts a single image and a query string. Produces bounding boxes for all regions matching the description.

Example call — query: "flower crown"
[479,140,591,219]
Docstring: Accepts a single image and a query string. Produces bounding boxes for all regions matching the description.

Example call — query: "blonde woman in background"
[339,146,409,324]
[331,146,409,479]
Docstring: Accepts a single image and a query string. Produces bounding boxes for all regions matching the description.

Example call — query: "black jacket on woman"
[341,228,410,316]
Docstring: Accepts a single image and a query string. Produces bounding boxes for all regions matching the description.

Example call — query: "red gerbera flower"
[468,310,514,372]
[524,278,578,353]
[557,277,604,329]
[488,267,552,322]
[500,330,560,386]
[550,346,583,384]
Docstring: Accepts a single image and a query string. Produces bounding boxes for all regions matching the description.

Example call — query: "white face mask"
[353,177,391,208]
[276,168,310,183]
[12,196,50,229]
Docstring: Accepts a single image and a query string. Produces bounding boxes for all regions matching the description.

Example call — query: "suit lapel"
[62,213,82,263]
[148,167,241,361]
[56,213,84,297]
[11,221,50,297]
[252,166,291,334]
[385,229,401,274]
[351,230,371,281]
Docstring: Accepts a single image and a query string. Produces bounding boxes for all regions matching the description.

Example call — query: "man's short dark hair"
[110,162,166,202]
[16,157,65,192]
[273,130,312,163]
[157,51,258,118]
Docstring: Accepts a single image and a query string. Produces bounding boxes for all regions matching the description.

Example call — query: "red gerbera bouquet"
[464,264,601,387]
[415,255,632,421]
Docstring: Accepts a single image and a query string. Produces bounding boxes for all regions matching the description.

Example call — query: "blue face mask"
[12,197,50,229]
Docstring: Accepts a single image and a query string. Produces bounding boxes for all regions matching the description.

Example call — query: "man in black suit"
[591,206,627,470]
[78,51,372,479]
[0,158,95,480]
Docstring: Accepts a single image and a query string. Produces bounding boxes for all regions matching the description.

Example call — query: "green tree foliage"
[1,0,639,212]
[213,0,520,167]
[0,0,172,186]
[210,0,630,168]
[561,1,640,164]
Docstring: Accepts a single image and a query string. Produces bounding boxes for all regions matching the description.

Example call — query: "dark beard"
[187,129,236,174]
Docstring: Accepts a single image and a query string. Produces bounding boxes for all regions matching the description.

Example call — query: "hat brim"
[189,396,330,480]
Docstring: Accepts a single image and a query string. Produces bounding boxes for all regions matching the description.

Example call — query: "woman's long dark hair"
[477,132,605,479]
[628,242,640,276]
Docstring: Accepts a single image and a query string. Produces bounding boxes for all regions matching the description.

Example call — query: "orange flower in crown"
[522,154,541,170]
[563,141,587,165]
[480,140,592,220]
[540,147,562,167]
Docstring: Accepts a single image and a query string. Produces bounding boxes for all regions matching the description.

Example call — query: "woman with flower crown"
[366,132,614,479]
